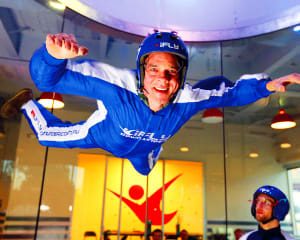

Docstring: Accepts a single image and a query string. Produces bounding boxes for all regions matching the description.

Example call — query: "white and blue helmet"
[136,31,189,90]
[251,185,290,221]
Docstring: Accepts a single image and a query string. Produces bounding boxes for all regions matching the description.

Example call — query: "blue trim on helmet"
[136,31,189,90]
[251,185,290,221]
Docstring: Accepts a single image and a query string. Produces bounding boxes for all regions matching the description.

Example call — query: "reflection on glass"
[71,153,107,240]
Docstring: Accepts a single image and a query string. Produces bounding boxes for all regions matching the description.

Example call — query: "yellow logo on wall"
[71,154,203,240]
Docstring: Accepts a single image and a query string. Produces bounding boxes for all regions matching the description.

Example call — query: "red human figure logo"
[107,174,182,225]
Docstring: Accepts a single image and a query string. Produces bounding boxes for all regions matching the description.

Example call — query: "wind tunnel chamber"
[0,0,300,239]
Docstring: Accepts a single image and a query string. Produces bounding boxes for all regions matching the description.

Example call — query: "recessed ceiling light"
[180,147,189,152]
[279,135,292,149]
[249,152,259,158]
[40,204,50,211]
[48,1,66,10]
[280,142,292,149]
[293,25,300,32]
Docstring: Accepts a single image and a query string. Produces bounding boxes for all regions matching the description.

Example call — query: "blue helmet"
[136,31,189,90]
[251,185,290,221]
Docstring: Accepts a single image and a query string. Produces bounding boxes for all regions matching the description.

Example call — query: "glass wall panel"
[3,116,47,239]
[288,168,300,236]
[0,1,66,236]
[119,159,147,240]
[103,156,124,240]
[161,40,226,239]
[0,2,226,237]
[223,27,300,239]
[70,153,106,240]
[163,160,203,238]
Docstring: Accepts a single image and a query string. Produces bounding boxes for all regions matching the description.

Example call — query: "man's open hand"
[45,33,88,59]
[266,73,300,92]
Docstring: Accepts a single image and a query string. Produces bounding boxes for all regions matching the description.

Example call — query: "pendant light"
[271,109,296,129]
[38,92,64,109]
[202,108,223,124]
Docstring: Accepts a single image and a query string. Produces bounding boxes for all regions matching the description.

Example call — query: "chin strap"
[262,216,275,224]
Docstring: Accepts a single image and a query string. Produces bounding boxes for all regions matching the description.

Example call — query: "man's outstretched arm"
[30,33,137,101]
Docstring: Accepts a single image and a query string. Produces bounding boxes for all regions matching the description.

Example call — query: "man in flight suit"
[1,32,300,175]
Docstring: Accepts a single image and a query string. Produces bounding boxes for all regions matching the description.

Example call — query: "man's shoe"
[0,88,33,119]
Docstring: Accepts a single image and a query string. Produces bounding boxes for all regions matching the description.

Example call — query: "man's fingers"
[285,73,300,84]
[46,34,55,44]
[290,73,300,79]
[282,81,291,87]
[79,47,88,56]
[279,86,286,92]
[68,34,77,42]
[64,38,72,50]
[46,33,87,58]
[276,83,286,92]
[71,44,79,55]
[55,33,69,39]
[267,73,300,92]
[56,38,63,47]
[55,33,72,48]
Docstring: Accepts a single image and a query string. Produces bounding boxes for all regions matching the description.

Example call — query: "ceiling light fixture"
[38,92,64,109]
[270,109,296,129]
[280,142,292,149]
[279,135,292,149]
[202,108,223,124]
[40,204,50,211]
[249,147,259,158]
[48,1,66,10]
[293,25,300,32]
[180,146,189,152]
[249,152,259,158]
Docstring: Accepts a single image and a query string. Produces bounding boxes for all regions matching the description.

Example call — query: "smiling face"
[143,52,181,112]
